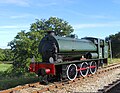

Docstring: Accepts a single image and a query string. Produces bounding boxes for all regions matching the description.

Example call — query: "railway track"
[98,79,120,93]
[0,62,120,93]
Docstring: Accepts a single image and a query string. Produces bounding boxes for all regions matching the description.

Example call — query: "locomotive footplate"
[55,59,99,65]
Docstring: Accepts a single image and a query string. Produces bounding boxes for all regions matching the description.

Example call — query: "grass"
[0,62,39,91]
[108,58,120,64]
[0,63,12,72]
[0,75,39,90]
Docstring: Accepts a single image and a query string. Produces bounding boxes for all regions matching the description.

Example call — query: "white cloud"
[37,2,57,7]
[88,15,110,19]
[36,0,75,7]
[65,10,112,19]
[0,0,29,7]
[0,25,29,29]
[10,15,27,19]
[0,45,10,49]
[10,14,36,19]
[73,22,120,29]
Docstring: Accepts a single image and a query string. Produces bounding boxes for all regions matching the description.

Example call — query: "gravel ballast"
[50,68,120,93]
[12,67,120,93]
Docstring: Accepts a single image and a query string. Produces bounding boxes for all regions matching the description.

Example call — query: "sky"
[0,0,120,49]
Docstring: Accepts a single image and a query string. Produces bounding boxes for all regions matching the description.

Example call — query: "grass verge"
[108,58,120,64]
[0,74,39,90]
[0,63,39,91]
[0,63,12,72]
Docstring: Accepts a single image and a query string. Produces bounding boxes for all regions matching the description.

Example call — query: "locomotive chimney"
[47,31,55,36]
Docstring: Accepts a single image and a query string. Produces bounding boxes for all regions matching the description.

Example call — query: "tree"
[0,49,13,62]
[108,32,120,58]
[30,17,73,36]
[3,49,14,61]
[0,48,5,61]
[8,17,74,72]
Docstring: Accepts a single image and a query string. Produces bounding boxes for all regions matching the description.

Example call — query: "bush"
[0,75,39,90]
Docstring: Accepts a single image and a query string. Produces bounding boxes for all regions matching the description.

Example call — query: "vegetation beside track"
[0,63,12,72]
[108,58,120,64]
[0,63,39,90]
[0,72,39,90]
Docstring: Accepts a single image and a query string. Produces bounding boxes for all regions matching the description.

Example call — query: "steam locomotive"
[29,31,110,84]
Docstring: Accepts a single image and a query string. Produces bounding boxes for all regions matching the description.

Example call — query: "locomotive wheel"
[80,62,89,77]
[89,61,97,74]
[66,64,77,81]
[39,75,49,85]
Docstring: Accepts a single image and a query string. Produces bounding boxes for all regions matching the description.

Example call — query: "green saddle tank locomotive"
[29,31,110,84]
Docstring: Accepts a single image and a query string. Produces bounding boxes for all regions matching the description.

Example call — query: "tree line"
[1,16,120,73]
[0,48,13,62]
[109,32,120,58]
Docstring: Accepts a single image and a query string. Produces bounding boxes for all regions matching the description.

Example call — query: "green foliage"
[108,58,120,64]
[0,64,12,72]
[0,49,5,61]
[109,32,120,58]
[0,73,38,90]
[0,64,38,90]
[8,17,74,73]
[30,17,74,36]
[8,30,43,72]
[0,48,14,62]
[4,49,14,61]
